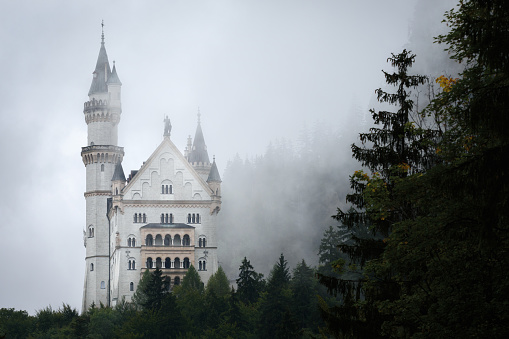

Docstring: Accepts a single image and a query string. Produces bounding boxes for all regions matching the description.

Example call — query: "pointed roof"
[187,116,210,164]
[207,158,221,182]
[107,63,122,85]
[88,35,112,95]
[112,162,126,182]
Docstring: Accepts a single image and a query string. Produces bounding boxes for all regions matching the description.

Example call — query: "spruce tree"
[236,257,265,304]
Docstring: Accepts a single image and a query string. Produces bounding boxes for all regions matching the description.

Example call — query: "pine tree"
[236,257,265,304]
[319,50,429,338]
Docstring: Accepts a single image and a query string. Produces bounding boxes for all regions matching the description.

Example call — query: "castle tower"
[186,112,212,181]
[81,25,124,312]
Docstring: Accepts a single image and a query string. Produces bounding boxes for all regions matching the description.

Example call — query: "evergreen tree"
[173,265,205,335]
[319,50,429,338]
[236,257,265,304]
[290,259,322,332]
[206,266,231,298]
[258,254,298,338]
[131,268,151,309]
[143,267,168,311]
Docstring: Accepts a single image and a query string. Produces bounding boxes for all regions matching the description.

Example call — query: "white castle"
[81,30,221,312]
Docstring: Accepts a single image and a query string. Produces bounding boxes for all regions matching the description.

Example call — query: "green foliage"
[131,268,151,309]
[206,266,230,299]
[290,260,322,332]
[0,308,35,339]
[236,257,265,304]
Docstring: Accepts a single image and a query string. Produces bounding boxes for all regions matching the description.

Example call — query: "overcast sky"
[0,0,457,313]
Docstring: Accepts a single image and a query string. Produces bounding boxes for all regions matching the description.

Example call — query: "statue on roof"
[164,116,172,137]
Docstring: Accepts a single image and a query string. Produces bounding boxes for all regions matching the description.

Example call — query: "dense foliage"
[318,0,509,337]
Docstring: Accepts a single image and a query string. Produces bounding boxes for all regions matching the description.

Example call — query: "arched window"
[155,234,163,246]
[161,185,165,194]
[174,257,181,269]
[199,261,202,271]
[132,260,135,270]
[156,257,162,269]
[187,214,191,223]
[146,234,153,246]
[203,238,206,247]
[130,282,134,291]
[165,257,171,269]
[183,257,190,269]
[174,234,181,246]
[199,238,202,247]
[196,214,200,223]
[134,214,138,223]
[165,185,169,194]
[128,260,132,270]
[146,257,153,269]
[169,213,173,224]
[192,214,196,223]
[89,226,94,238]
[100,281,105,289]
[143,214,146,223]
[164,235,171,246]
[183,234,190,246]
[101,164,104,172]
[169,185,173,194]
[174,276,180,286]
[164,213,169,224]
[128,238,132,247]
[203,261,206,270]
[90,263,94,271]
[160,214,164,223]
[132,238,136,247]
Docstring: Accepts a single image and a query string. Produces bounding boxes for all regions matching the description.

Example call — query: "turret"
[111,161,126,197]
[186,112,211,180]
[207,157,222,214]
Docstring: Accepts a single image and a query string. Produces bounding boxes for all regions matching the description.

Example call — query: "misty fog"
[0,0,460,313]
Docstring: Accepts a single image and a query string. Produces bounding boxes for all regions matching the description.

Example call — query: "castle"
[81,29,221,312]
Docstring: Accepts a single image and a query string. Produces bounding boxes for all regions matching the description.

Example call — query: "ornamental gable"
[122,137,212,201]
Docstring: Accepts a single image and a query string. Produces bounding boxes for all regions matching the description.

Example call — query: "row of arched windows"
[145,234,191,246]
[146,257,190,269]
[127,237,136,247]
[198,237,207,247]
[161,185,173,194]
[133,213,147,223]
[161,213,173,224]
[128,259,136,270]
[198,260,207,271]
[187,213,201,224]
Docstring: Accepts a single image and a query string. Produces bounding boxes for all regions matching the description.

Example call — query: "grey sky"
[0,0,456,313]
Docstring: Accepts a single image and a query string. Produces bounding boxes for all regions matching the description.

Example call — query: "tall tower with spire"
[81,23,124,311]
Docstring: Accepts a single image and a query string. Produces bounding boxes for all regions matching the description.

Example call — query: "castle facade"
[81,31,221,312]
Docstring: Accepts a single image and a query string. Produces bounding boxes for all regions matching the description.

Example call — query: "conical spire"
[112,162,126,182]
[107,61,122,85]
[89,23,112,95]
[187,112,210,164]
[207,157,221,182]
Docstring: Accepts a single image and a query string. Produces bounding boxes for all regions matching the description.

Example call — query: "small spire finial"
[101,20,105,44]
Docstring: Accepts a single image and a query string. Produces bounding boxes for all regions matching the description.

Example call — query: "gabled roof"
[88,40,112,95]
[122,136,213,197]
[140,223,195,229]
[187,122,210,164]
[111,162,126,181]
[207,159,221,182]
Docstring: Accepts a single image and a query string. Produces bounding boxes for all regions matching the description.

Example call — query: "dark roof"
[107,63,122,85]
[140,223,195,229]
[111,162,126,181]
[88,41,112,95]
[187,122,210,164]
[207,159,221,182]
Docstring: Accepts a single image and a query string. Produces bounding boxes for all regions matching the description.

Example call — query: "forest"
[2,0,509,337]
